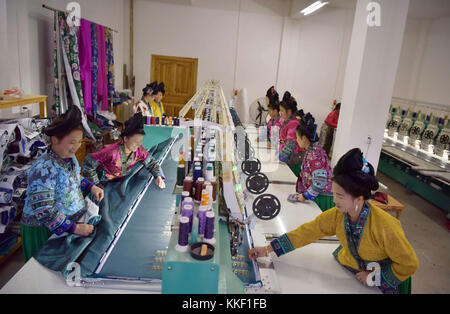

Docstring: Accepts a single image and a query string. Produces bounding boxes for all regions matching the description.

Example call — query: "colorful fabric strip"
[270,234,295,257]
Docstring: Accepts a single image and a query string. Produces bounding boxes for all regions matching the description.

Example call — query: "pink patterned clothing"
[96,25,109,111]
[279,116,302,162]
[296,143,333,200]
[78,19,92,115]
[267,116,283,142]
[82,141,163,185]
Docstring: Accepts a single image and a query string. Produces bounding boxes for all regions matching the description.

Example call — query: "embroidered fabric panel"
[22,152,85,230]
[142,154,164,179]
[279,117,301,156]
[81,154,102,185]
[270,234,295,257]
[296,144,333,197]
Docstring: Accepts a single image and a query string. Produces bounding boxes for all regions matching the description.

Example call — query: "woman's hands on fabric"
[74,224,94,236]
[355,271,371,286]
[296,194,306,202]
[156,176,166,189]
[91,185,104,202]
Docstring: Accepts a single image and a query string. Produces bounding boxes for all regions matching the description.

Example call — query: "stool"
[369,194,405,219]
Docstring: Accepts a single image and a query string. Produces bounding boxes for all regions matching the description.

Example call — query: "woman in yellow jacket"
[249,148,419,294]
[151,82,166,120]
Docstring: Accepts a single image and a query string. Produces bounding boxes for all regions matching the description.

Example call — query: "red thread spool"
[183,176,193,196]
[210,177,217,203]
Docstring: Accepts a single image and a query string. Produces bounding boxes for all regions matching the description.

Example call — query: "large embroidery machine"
[382,98,449,212]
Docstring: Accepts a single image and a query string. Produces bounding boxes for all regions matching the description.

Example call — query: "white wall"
[134,0,294,124]
[281,7,355,130]
[393,16,450,107]
[1,0,130,118]
[134,0,355,127]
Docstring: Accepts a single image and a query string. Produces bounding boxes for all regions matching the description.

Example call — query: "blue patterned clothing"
[22,150,93,235]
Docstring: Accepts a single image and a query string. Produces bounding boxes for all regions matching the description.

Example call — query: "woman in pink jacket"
[279,92,304,176]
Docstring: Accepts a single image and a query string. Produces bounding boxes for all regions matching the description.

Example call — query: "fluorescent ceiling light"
[300,1,329,15]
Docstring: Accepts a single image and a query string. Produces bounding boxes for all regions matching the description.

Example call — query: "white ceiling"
[142,0,450,19]
[292,0,450,19]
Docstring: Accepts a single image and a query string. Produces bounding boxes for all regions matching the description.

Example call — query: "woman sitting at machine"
[249,148,419,294]
[82,112,166,189]
[134,81,158,118]
[293,112,334,212]
[278,91,304,176]
[21,106,104,261]
[151,82,166,121]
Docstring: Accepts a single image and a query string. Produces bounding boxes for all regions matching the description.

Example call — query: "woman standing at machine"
[134,82,158,118]
[21,106,104,261]
[249,148,419,294]
[82,112,166,189]
[279,91,304,176]
[294,112,334,212]
[151,82,166,121]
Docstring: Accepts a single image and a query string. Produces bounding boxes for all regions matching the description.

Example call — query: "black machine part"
[252,194,281,220]
[241,158,261,176]
[246,172,269,194]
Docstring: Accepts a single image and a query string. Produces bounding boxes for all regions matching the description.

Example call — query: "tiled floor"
[0,172,449,293]
[376,172,450,294]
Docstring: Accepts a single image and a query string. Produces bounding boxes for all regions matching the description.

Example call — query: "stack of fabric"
[0,118,50,245]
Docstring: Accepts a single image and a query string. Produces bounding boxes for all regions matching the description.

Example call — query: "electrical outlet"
[366,136,372,144]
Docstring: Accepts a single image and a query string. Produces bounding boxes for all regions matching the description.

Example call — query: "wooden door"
[151,55,198,118]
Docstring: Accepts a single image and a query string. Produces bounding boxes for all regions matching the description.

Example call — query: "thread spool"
[181,191,190,203]
[194,177,204,202]
[183,176,193,196]
[200,189,209,207]
[146,116,151,125]
[205,163,214,181]
[206,184,213,208]
[181,203,194,233]
[175,216,190,252]
[150,116,155,124]
[176,164,185,187]
[193,166,202,184]
[197,205,208,239]
[210,177,217,203]
[182,196,194,208]
[178,152,186,166]
[203,211,216,245]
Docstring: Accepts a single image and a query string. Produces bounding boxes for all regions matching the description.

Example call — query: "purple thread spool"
[181,203,194,232]
[175,216,190,252]
[197,205,208,238]
[181,191,190,204]
[204,211,216,245]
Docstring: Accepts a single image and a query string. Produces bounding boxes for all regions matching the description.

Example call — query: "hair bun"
[333,148,364,176]
[282,91,291,102]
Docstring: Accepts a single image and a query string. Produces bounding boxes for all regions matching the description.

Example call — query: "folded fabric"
[1,209,9,225]
[0,190,12,206]
[0,174,22,191]
[7,164,31,180]
[373,192,389,204]
[0,231,18,254]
